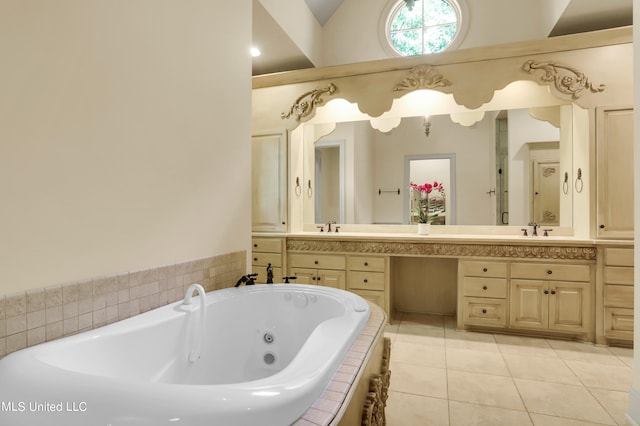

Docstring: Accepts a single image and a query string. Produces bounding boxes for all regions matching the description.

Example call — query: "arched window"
[386,0,464,56]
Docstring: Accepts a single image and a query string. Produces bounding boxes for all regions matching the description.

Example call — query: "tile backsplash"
[0,251,246,358]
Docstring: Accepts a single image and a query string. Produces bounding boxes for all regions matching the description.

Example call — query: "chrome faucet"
[183,284,206,363]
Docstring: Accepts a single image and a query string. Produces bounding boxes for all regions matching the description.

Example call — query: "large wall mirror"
[301,88,577,227]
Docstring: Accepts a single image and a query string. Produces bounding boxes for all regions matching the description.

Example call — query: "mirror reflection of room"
[310,105,573,227]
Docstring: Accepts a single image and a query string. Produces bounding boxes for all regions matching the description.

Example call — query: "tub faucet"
[234,273,258,287]
[266,263,274,284]
[183,284,206,363]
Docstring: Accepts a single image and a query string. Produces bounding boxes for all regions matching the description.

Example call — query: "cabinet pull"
[314,260,319,265]
[482,285,488,290]
[363,278,368,283]
[253,243,258,248]
[253,257,258,261]
[550,290,556,295]
[364,262,369,266]
[482,309,487,314]
[544,290,549,295]
[547,270,553,275]
[482,267,488,272]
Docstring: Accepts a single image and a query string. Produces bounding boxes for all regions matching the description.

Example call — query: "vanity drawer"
[462,297,507,327]
[604,266,634,286]
[604,307,634,339]
[460,261,507,278]
[252,238,282,253]
[288,253,346,270]
[349,289,385,311]
[605,247,634,267]
[605,284,634,308]
[347,271,385,291]
[511,263,590,282]
[252,252,282,268]
[463,277,507,299]
[347,256,386,272]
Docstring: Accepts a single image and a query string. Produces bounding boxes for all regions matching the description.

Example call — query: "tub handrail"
[183,283,206,363]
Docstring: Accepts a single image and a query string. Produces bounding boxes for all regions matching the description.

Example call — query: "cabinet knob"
[550,290,556,295]
[364,262,368,266]
[482,285,488,290]
[253,257,258,262]
[363,278,368,283]
[482,267,488,272]
[482,309,487,314]
[547,270,553,275]
[544,290,549,295]
[599,224,605,229]
[314,260,319,265]
[253,243,258,248]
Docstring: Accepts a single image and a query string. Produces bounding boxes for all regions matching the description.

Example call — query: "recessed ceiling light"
[251,47,261,57]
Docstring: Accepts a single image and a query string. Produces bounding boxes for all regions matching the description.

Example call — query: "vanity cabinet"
[597,246,634,344]
[596,106,634,239]
[509,262,592,339]
[346,255,390,316]
[458,261,508,328]
[288,253,346,288]
[251,237,285,284]
[252,133,287,232]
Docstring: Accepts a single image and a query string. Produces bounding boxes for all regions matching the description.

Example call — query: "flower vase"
[418,223,431,235]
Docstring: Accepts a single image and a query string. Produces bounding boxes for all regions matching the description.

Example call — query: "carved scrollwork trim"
[393,64,452,92]
[281,83,337,121]
[523,60,605,99]
[286,239,597,261]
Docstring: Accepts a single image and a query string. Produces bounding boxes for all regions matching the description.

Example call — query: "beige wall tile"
[45,285,62,307]
[26,289,45,312]
[5,292,26,317]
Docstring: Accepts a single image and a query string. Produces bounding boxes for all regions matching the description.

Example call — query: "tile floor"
[384,312,633,425]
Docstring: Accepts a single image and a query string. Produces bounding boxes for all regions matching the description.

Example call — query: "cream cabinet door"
[289,268,318,285]
[317,269,345,289]
[510,279,548,329]
[252,133,287,232]
[596,106,633,238]
[548,281,589,333]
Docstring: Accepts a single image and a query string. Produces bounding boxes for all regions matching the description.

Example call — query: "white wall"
[321,0,567,66]
[0,0,252,294]
[630,1,640,423]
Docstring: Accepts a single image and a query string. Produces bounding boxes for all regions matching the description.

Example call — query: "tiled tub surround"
[0,251,246,358]
[293,302,387,426]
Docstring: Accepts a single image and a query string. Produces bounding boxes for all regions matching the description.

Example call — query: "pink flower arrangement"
[410,181,446,224]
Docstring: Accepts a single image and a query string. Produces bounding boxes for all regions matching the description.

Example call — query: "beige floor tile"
[608,346,634,368]
[444,315,456,329]
[446,348,510,376]
[546,340,627,366]
[494,334,558,358]
[502,353,581,385]
[565,360,633,392]
[447,370,525,410]
[589,388,631,426]
[445,330,499,352]
[515,378,616,425]
[392,341,447,369]
[400,312,446,328]
[449,400,532,426]
[389,361,448,399]
[530,413,611,426]
[395,326,446,346]
[386,391,449,426]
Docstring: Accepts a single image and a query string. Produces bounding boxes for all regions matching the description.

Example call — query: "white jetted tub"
[0,284,370,426]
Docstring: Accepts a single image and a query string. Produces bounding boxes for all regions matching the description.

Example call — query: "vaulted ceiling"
[252,0,632,76]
